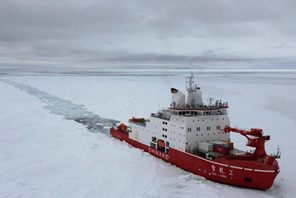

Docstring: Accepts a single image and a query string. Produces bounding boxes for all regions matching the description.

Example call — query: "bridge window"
[216,126,220,130]
[207,126,211,130]
[187,128,192,132]
[197,127,200,131]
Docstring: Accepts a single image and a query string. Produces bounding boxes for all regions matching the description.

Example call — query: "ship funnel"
[170,88,185,108]
[187,86,203,106]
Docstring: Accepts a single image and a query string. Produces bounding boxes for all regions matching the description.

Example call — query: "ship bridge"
[169,101,228,116]
[129,74,231,154]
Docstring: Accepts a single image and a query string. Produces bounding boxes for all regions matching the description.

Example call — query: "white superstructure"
[128,74,230,153]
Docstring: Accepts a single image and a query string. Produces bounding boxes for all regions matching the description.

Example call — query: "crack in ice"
[0,79,119,134]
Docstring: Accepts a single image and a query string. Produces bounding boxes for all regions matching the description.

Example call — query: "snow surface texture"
[0,72,295,198]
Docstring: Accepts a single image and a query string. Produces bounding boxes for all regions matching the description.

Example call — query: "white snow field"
[0,71,295,198]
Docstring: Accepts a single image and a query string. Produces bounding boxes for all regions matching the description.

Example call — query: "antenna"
[185,73,203,106]
[209,97,214,106]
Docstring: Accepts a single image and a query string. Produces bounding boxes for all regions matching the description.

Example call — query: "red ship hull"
[110,128,279,190]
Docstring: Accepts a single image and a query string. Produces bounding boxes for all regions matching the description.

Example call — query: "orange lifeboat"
[157,139,165,148]
[118,123,128,133]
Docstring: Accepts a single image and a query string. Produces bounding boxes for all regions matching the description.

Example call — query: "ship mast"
[186,73,195,93]
[186,73,195,106]
[186,73,203,106]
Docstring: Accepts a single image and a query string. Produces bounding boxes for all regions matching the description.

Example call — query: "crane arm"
[224,126,270,157]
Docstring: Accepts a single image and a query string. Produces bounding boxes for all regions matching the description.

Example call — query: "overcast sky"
[1,0,296,70]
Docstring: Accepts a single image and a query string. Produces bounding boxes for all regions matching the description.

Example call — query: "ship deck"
[190,148,246,160]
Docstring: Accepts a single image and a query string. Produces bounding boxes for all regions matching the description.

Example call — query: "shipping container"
[213,144,230,154]
[199,142,213,152]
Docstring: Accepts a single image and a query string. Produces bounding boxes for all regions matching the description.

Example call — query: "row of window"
[174,111,226,116]
[187,126,221,132]
[174,117,225,122]
[193,118,225,122]
[195,131,224,136]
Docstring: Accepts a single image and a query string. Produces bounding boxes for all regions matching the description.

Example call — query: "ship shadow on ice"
[0,79,119,134]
